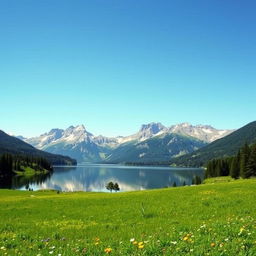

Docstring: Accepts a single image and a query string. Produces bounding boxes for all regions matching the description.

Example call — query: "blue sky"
[1,0,256,137]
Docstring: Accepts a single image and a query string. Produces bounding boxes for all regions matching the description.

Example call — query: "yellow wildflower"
[183,236,189,241]
[104,248,112,254]
[240,227,245,232]
[133,241,138,245]
[211,242,216,247]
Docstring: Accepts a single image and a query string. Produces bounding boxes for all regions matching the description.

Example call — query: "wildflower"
[183,236,189,241]
[219,243,224,248]
[104,247,112,254]
[49,251,53,254]
[170,241,177,245]
[130,238,135,242]
[240,227,245,232]
[95,242,99,245]
[210,242,216,247]
[133,241,138,245]
[138,243,144,249]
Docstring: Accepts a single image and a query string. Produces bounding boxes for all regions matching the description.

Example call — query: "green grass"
[203,176,235,184]
[0,179,256,255]
[15,166,49,177]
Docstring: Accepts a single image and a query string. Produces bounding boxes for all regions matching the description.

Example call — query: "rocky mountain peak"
[139,122,166,134]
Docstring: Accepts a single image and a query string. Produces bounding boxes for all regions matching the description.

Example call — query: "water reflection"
[7,164,204,192]
[0,171,53,190]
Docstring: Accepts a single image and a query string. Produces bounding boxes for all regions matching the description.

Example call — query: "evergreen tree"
[216,159,222,177]
[195,175,202,185]
[173,181,177,187]
[240,143,251,178]
[230,157,240,179]
[245,143,256,178]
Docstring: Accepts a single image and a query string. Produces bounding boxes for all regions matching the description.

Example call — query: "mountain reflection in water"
[4,164,204,192]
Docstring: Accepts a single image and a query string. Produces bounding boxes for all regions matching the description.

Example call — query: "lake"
[3,164,204,192]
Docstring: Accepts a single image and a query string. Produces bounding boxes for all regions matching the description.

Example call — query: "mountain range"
[21,122,234,164]
[170,121,256,167]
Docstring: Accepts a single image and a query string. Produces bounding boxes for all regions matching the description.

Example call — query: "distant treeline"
[205,143,256,179]
[0,154,52,178]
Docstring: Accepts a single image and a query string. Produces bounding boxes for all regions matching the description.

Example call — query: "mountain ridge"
[19,122,234,163]
[169,121,256,167]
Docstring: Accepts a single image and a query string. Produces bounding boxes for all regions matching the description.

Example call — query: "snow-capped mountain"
[21,122,235,163]
[169,123,234,143]
[24,125,108,163]
[118,122,167,143]
[25,125,94,148]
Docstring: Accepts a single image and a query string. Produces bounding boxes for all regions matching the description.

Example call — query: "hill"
[0,179,255,255]
[0,130,76,165]
[170,121,256,167]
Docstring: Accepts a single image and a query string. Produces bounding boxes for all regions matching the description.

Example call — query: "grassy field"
[0,179,255,255]
[15,166,49,177]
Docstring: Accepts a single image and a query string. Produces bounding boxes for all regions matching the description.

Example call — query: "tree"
[245,143,256,178]
[106,181,114,192]
[113,182,120,192]
[195,175,202,185]
[183,181,186,186]
[230,157,240,179]
[240,143,251,178]
[173,181,177,187]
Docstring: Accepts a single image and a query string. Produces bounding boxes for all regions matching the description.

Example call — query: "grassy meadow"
[15,166,49,177]
[0,178,256,255]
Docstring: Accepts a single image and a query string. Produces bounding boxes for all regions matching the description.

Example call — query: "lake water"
[4,164,204,192]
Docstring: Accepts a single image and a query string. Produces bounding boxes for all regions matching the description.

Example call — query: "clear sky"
[1,0,256,137]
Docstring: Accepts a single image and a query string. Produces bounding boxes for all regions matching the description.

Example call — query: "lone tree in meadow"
[106,181,114,192]
[113,182,120,192]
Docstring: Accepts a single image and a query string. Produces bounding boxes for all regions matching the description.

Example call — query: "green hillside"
[170,121,256,167]
[0,179,255,255]
[0,130,77,165]
[105,133,207,164]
